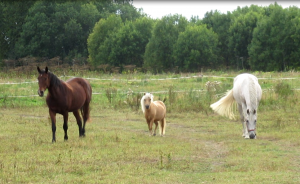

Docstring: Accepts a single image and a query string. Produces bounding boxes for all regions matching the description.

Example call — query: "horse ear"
[144,93,146,95]
[247,109,250,115]
[45,66,48,73]
[37,66,41,73]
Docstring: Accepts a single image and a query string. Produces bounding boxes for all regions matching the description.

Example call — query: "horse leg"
[153,121,158,136]
[63,112,69,141]
[160,118,166,136]
[49,110,56,143]
[73,110,83,137]
[147,120,154,136]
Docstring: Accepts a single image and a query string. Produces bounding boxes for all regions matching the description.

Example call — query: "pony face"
[245,109,257,139]
[37,66,50,97]
[143,94,153,109]
[141,93,154,113]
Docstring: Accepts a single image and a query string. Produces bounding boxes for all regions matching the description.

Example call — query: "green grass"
[1,69,300,183]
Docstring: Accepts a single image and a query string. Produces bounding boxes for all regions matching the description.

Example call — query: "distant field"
[1,69,300,183]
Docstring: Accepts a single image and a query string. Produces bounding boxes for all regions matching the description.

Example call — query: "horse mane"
[48,72,63,89]
[248,76,257,110]
[140,93,153,114]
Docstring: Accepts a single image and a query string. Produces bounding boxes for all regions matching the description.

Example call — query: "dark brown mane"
[48,72,62,88]
[39,69,62,88]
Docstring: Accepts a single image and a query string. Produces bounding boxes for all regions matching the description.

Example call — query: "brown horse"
[140,93,166,136]
[37,66,92,142]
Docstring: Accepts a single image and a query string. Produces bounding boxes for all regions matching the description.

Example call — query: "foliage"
[173,25,218,71]
[248,3,300,71]
[228,11,263,69]
[202,10,232,67]
[2,0,136,61]
[143,14,189,72]
[2,2,300,72]
[87,14,123,67]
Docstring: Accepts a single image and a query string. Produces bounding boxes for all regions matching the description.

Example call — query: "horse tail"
[210,89,236,120]
[82,80,92,123]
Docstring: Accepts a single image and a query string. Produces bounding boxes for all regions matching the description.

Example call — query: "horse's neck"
[243,77,257,110]
[48,77,66,98]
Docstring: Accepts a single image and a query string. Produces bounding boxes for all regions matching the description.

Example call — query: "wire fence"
[1,75,299,98]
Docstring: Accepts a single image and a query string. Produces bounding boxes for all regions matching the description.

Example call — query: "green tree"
[144,14,188,72]
[202,10,232,67]
[173,25,218,71]
[228,11,263,69]
[87,14,123,66]
[248,3,300,71]
[0,1,35,59]
[108,17,154,67]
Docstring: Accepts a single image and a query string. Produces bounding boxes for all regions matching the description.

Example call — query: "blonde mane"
[140,93,154,113]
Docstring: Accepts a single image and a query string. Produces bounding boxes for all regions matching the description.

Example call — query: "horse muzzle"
[38,90,44,97]
[249,131,256,139]
[145,105,150,109]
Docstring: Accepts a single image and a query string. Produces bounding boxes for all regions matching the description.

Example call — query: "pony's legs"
[160,118,166,136]
[73,111,84,137]
[147,120,154,136]
[153,121,158,136]
[49,110,56,143]
[63,112,69,141]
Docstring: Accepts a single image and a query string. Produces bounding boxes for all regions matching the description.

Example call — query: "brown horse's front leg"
[49,110,56,143]
[63,112,69,141]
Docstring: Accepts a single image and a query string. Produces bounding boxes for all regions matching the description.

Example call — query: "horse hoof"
[52,140,56,143]
[153,133,156,136]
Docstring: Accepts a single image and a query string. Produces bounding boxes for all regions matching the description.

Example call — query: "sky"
[132,1,300,20]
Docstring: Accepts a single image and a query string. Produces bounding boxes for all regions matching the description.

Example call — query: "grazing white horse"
[210,73,262,139]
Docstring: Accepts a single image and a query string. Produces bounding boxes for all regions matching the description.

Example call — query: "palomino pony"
[37,66,92,142]
[141,93,166,136]
[210,73,262,139]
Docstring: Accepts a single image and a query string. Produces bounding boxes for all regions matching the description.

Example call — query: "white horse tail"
[210,89,236,120]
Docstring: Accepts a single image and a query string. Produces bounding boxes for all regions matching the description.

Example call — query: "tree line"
[1,1,300,72]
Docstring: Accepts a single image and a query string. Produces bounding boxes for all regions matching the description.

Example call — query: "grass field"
[1,68,300,183]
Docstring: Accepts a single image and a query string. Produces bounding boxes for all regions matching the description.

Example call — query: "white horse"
[210,73,262,139]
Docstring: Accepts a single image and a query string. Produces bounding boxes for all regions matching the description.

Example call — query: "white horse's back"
[233,74,262,108]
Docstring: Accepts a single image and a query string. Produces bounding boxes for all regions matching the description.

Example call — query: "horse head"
[142,93,154,110]
[246,108,257,139]
[37,66,50,97]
